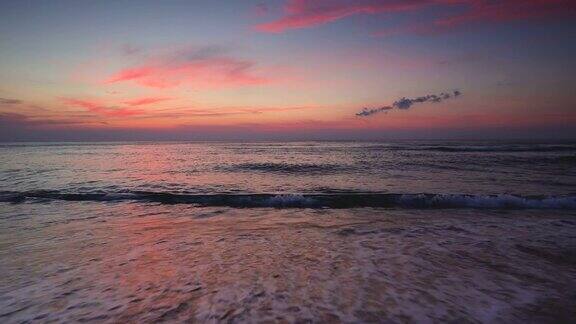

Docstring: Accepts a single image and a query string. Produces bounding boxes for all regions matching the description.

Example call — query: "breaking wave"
[1,190,575,210]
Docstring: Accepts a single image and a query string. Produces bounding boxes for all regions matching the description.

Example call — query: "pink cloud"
[61,98,143,117]
[105,47,272,89]
[122,97,171,106]
[256,0,576,34]
[256,0,430,33]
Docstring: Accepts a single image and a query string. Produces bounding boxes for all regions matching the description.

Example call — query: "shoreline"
[1,205,575,322]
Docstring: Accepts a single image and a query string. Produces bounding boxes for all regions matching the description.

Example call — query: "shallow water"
[1,141,575,322]
[1,204,575,322]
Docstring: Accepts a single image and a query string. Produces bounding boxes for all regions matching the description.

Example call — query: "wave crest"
[1,190,575,210]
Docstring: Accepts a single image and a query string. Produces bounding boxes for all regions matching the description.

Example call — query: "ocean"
[1,141,575,322]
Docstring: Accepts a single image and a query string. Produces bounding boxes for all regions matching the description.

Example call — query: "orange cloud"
[61,98,144,117]
[122,97,172,106]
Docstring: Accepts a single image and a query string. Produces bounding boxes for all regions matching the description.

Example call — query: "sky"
[1,0,576,141]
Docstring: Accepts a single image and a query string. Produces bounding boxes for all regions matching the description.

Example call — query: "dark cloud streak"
[356,90,462,117]
[0,98,23,105]
[356,106,392,117]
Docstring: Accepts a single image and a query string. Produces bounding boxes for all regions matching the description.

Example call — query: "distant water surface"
[0,141,575,208]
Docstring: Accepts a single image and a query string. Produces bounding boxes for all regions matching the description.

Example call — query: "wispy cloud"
[435,0,576,28]
[0,112,113,142]
[256,0,576,34]
[131,105,314,119]
[0,98,23,105]
[61,98,144,117]
[119,43,144,57]
[256,0,425,33]
[122,97,171,106]
[356,90,462,117]
[60,96,314,120]
[254,2,271,17]
[105,46,272,89]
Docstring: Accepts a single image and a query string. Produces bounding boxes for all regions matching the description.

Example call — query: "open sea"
[1,141,575,322]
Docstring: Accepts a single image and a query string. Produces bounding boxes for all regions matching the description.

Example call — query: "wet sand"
[1,203,575,323]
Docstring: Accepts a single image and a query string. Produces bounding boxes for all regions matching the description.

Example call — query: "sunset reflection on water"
[1,201,576,322]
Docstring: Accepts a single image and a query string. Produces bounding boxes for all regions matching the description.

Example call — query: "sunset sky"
[1,0,576,141]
